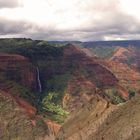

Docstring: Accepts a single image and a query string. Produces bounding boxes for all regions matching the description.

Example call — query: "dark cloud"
[0,0,21,8]
[0,17,41,35]
[0,0,140,41]
[0,17,60,40]
[1,14,140,41]
[29,13,140,41]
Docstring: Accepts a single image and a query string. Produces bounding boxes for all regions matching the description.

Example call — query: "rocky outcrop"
[0,91,50,140]
[0,53,37,90]
[57,95,140,140]
[62,75,97,112]
[47,121,61,136]
[57,95,114,140]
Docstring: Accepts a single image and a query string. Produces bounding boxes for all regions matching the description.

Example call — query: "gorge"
[0,38,140,140]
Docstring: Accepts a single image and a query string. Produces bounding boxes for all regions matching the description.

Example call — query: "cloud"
[0,0,21,8]
[0,17,39,35]
[0,0,140,41]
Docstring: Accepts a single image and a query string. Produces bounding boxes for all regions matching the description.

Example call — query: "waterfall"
[36,67,42,93]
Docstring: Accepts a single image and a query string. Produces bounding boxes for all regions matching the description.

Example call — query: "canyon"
[0,38,140,140]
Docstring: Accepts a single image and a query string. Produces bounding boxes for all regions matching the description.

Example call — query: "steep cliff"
[0,53,37,90]
[57,95,140,140]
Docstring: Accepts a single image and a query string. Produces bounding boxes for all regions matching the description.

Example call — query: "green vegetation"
[46,73,72,102]
[0,38,64,58]
[104,88,126,104]
[128,89,136,99]
[0,71,70,123]
[4,80,37,106]
[0,38,137,124]
[41,92,69,123]
[39,73,72,123]
[0,38,73,123]
[90,46,118,58]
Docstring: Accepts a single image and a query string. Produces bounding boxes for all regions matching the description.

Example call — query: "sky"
[0,0,140,41]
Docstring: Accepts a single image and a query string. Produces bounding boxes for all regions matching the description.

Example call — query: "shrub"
[128,89,136,99]
[42,92,69,123]
[104,88,126,104]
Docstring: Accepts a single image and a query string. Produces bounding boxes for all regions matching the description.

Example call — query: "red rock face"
[63,45,118,88]
[14,96,37,117]
[63,75,97,112]
[38,44,120,112]
[47,121,61,135]
[0,53,37,90]
[98,59,140,91]
[59,45,127,111]
[43,44,118,89]
[109,46,140,71]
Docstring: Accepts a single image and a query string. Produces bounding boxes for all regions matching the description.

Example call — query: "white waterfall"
[36,67,42,93]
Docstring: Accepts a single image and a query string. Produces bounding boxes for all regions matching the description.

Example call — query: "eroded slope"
[57,95,140,140]
[0,92,50,140]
